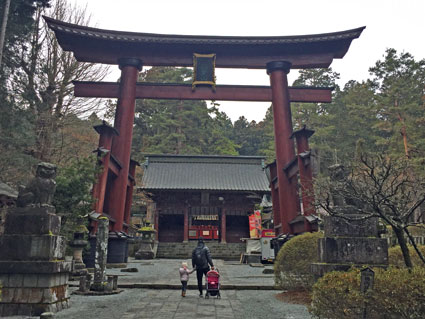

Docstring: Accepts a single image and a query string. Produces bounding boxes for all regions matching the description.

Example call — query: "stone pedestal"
[0,207,71,316]
[311,213,388,278]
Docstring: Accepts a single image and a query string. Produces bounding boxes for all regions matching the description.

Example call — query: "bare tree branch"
[315,153,425,267]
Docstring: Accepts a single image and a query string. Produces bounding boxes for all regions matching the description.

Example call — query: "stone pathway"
[121,290,242,319]
[104,258,275,289]
[118,289,311,319]
[4,258,312,318]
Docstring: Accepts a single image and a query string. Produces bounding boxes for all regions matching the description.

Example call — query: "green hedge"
[310,267,425,319]
[274,231,323,291]
[388,245,425,268]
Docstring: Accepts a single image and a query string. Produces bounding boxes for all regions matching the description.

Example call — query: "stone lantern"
[69,217,89,277]
[135,226,157,259]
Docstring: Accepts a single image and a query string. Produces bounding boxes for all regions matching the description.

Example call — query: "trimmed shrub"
[310,268,363,318]
[310,267,425,319]
[274,231,323,291]
[388,245,425,268]
[370,267,425,318]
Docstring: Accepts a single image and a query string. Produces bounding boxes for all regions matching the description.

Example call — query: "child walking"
[179,262,195,297]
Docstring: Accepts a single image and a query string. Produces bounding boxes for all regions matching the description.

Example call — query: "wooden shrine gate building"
[45,16,364,263]
[140,154,270,244]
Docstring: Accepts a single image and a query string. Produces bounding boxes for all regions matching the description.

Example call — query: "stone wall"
[0,207,71,316]
[0,270,70,315]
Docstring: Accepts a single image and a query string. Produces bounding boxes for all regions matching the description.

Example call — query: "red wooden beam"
[107,155,121,177]
[73,81,332,103]
[73,49,336,69]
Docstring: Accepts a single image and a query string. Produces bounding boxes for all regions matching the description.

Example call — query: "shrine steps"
[156,242,245,260]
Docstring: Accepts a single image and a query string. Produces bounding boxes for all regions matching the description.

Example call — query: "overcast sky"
[67,0,425,122]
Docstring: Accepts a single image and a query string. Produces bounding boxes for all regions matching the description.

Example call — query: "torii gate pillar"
[267,61,300,234]
[292,126,316,232]
[106,58,142,232]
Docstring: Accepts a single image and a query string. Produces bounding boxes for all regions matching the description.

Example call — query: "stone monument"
[74,216,121,295]
[91,217,109,291]
[0,163,71,316]
[311,164,388,277]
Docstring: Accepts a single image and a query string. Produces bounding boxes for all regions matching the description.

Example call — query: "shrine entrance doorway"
[45,16,364,262]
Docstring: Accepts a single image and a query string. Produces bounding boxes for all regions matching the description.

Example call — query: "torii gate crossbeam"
[73,81,333,103]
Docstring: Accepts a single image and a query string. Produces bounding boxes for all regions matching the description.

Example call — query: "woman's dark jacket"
[192,242,214,270]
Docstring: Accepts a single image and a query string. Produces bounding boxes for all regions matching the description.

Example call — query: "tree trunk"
[393,226,413,268]
[395,99,409,158]
[0,0,11,66]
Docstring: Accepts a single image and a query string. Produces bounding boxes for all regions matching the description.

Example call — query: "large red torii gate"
[45,16,364,262]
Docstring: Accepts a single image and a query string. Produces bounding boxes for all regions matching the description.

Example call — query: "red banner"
[249,210,262,238]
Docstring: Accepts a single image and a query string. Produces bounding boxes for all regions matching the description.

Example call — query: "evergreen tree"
[309,80,380,169]
[0,0,50,184]
[132,67,238,157]
[231,116,264,155]
[369,49,425,165]
[257,106,276,161]
[0,0,50,74]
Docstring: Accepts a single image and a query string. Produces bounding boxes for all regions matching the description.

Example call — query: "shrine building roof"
[44,16,365,69]
[140,154,270,192]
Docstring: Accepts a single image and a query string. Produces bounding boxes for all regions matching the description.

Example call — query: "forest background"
[0,0,424,202]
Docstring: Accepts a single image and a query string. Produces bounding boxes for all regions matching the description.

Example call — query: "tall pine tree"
[369,49,425,164]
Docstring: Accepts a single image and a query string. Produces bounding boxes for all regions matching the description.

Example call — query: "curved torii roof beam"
[44,16,365,69]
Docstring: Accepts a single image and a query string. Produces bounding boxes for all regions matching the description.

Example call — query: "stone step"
[156,242,245,260]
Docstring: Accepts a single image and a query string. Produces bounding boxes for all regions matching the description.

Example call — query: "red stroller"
[205,268,221,299]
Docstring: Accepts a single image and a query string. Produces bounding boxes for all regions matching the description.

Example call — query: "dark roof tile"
[141,155,270,192]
